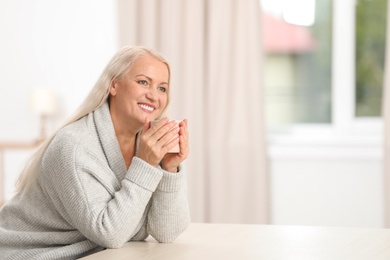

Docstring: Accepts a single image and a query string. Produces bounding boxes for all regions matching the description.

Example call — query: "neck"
[109,106,140,169]
[116,132,137,169]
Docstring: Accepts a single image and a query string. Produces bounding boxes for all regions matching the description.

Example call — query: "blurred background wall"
[0,0,119,200]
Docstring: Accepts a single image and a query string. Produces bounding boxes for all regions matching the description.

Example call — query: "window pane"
[355,0,387,117]
[262,0,332,127]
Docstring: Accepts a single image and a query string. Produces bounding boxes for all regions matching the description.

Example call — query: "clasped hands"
[137,118,189,173]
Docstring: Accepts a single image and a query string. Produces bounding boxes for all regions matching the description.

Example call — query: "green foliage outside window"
[355,0,387,117]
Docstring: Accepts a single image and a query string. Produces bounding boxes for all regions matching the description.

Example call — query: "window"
[261,0,332,128]
[261,0,387,136]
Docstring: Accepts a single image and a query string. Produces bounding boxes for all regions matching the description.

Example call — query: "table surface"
[81,223,390,260]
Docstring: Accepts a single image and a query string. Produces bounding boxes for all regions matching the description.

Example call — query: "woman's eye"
[158,86,167,92]
[138,80,148,86]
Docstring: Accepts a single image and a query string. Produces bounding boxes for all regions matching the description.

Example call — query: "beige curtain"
[118,0,269,224]
[384,0,390,228]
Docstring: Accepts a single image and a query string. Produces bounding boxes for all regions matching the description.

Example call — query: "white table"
[81,223,390,259]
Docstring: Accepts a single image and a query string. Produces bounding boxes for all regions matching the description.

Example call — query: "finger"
[178,133,189,157]
[150,117,169,130]
[164,135,180,153]
[177,124,189,154]
[146,118,169,143]
[159,125,180,147]
[142,117,151,135]
[152,119,178,140]
[179,119,189,142]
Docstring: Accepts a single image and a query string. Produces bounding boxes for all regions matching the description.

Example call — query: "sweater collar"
[93,101,127,180]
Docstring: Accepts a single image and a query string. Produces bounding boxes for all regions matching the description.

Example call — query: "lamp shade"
[31,88,57,116]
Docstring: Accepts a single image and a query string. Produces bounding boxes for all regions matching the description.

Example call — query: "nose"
[146,88,157,101]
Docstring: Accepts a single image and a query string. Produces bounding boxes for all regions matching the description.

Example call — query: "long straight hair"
[16,46,171,194]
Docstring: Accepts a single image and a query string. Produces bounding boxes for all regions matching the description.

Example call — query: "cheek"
[127,86,145,99]
[160,95,168,108]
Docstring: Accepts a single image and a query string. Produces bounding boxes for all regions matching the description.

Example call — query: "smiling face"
[109,53,169,132]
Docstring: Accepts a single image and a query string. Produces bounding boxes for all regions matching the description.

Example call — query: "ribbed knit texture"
[0,102,190,260]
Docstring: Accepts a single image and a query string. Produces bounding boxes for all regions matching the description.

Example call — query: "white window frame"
[267,0,383,159]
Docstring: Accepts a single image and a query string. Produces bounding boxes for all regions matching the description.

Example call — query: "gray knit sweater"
[0,102,190,259]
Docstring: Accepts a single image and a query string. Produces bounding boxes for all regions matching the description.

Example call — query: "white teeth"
[139,104,154,112]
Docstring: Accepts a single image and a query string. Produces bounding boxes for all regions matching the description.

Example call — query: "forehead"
[128,54,169,81]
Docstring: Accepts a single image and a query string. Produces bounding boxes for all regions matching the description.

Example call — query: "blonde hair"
[16,46,171,194]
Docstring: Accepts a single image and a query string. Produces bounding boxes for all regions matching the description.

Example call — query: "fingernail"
[170,120,178,126]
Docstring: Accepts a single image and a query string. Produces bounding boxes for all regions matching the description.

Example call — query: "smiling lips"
[138,103,155,113]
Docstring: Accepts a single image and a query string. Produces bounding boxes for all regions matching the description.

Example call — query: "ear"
[109,80,118,96]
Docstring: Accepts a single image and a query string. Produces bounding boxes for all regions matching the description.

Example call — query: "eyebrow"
[136,74,169,85]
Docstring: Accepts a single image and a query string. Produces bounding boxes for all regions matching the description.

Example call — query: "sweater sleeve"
[40,134,164,249]
[146,164,191,243]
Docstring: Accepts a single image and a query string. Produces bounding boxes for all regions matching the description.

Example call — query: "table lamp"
[31,88,57,142]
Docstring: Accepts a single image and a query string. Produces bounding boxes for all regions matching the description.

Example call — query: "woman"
[0,46,191,259]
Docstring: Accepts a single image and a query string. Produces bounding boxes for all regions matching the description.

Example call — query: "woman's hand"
[160,119,189,173]
[137,118,181,167]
